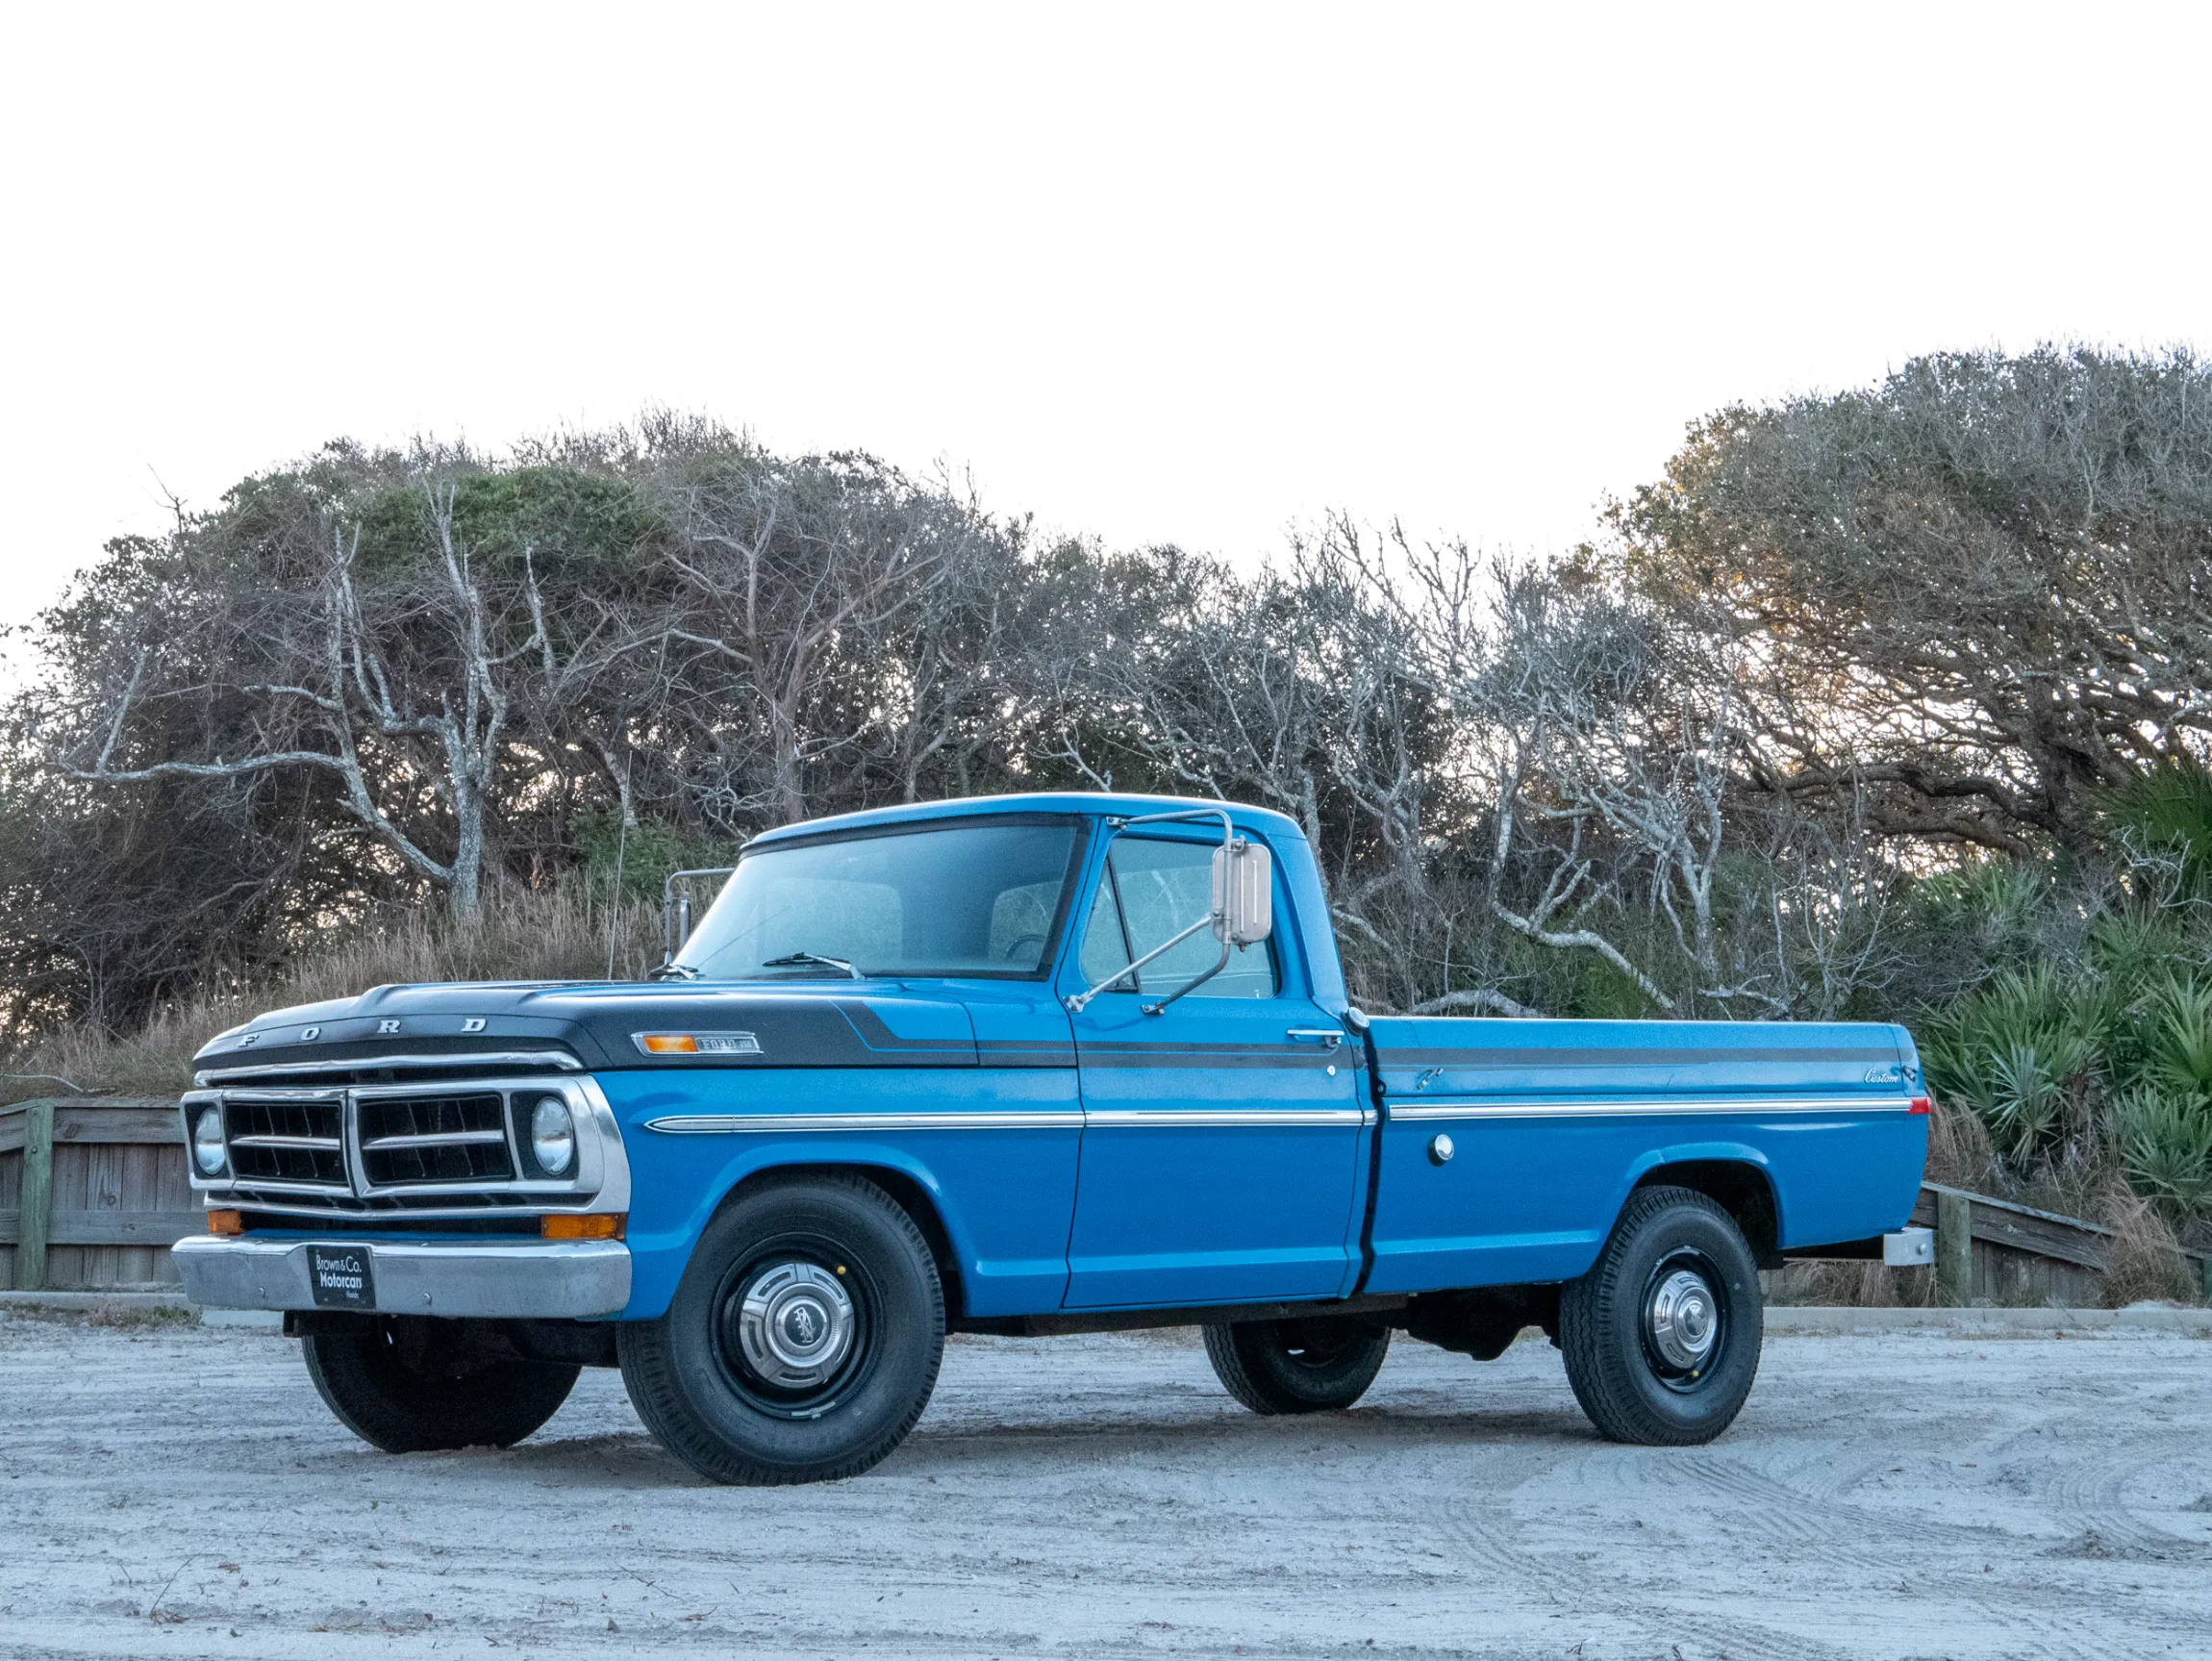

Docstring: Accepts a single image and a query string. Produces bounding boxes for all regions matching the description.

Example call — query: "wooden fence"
[2,1095,2207,1302]
[1913,1181,2212,1307]
[0,1099,195,1292]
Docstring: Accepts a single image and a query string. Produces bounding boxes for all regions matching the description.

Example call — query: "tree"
[1614,346,2212,862]
[63,471,579,917]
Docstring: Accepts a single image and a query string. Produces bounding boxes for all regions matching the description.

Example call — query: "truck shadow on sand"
[481,1402,1600,1489]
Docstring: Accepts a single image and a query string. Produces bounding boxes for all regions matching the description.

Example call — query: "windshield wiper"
[647,962,702,982]
[761,951,865,981]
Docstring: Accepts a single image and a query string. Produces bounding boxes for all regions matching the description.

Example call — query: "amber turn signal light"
[541,1213,625,1240]
[636,1033,699,1054]
[207,1210,245,1236]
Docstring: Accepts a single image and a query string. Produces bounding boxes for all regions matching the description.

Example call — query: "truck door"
[1061,830,1365,1308]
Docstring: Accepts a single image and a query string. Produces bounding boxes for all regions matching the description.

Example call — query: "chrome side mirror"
[661,867,737,967]
[1213,838,1272,947]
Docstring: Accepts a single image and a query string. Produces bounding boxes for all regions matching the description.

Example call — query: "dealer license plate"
[307,1244,376,1309]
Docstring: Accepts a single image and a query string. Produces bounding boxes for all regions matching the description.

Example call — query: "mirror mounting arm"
[1064,807,1271,1016]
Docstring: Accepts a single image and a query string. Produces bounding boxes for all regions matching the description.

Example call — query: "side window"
[1079,836,1279,999]
[1078,880,1136,991]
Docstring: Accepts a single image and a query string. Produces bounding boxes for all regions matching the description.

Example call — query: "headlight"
[191,1107,227,1176]
[530,1096,576,1176]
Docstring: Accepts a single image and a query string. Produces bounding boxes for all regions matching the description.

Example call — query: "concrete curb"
[1765,1302,2212,1336]
[0,1290,190,1311]
[0,1290,281,1327]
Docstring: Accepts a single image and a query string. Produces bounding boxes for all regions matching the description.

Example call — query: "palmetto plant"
[2109,1088,2212,1212]
[1923,965,2101,1162]
[2144,978,2212,1098]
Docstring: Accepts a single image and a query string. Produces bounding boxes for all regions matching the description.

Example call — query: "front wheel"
[1203,1316,1390,1414]
[618,1175,945,1485]
[1558,1185,1763,1446]
[303,1320,580,1453]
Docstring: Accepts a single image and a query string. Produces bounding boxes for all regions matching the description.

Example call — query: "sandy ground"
[2,1315,2209,1660]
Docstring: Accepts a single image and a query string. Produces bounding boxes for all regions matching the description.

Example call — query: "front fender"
[597,1068,1082,1321]
[624,1134,981,1320]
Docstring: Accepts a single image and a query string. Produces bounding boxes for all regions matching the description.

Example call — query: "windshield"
[674,818,1084,981]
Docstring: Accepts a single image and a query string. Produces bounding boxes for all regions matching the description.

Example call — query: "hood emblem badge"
[633,1031,764,1057]
[377,1019,402,1035]
[462,1018,487,1034]
[299,1026,321,1043]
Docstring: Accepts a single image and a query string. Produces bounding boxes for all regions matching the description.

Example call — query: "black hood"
[192,979,983,1074]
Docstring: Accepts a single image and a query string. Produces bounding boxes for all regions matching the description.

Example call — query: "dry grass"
[1,883,663,1104]
[1762,1260,1943,1309]
[1923,1095,1998,1190]
[2095,1183,2200,1307]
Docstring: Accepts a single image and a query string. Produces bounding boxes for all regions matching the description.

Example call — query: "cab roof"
[744,792,1308,848]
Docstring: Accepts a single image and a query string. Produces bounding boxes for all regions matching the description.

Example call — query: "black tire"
[1202,1315,1391,1415]
[617,1174,944,1486]
[1558,1184,1763,1447]
[303,1320,580,1453]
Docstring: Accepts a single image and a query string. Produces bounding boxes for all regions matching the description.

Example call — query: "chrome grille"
[184,1069,625,1221]
[357,1093,515,1186]
[223,1095,346,1186]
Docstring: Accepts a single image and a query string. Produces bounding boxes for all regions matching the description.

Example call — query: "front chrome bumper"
[172,1234,631,1319]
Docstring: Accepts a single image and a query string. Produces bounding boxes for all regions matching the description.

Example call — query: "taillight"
[1908,1096,1932,1116]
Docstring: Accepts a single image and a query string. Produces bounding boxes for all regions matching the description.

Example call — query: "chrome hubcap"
[1646,1267,1719,1372]
[736,1261,855,1389]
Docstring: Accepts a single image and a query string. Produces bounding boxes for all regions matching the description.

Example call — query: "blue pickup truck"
[172,793,1931,1484]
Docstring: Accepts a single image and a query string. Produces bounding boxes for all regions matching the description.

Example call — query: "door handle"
[1286,1028,1345,1050]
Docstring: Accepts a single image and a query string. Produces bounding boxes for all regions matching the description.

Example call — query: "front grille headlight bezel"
[179,1073,628,1221]
[190,1104,228,1176]
[526,1095,577,1177]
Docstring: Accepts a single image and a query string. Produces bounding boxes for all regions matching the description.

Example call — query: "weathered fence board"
[0,1098,186,1292]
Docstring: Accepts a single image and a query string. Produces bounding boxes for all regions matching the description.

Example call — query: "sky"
[2,2,2207,642]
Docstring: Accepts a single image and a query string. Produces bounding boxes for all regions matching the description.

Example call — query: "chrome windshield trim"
[194,1050,581,1086]
[1385,1095,1920,1120]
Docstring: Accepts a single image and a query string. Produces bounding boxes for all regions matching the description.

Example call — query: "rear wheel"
[303,1320,580,1452]
[1203,1315,1390,1414]
[1558,1185,1763,1446]
[618,1175,944,1485]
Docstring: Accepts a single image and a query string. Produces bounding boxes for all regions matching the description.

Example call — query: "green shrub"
[2109,1087,2212,1212]
[2099,761,2212,896]
[1922,965,2102,1160]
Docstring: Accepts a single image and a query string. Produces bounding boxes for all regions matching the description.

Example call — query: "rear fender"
[1611,1142,1784,1267]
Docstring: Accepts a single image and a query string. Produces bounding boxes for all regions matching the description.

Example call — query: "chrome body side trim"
[1083,1108,1368,1128]
[646,1110,1085,1135]
[1384,1095,1920,1121]
[171,1234,630,1318]
[643,1106,1370,1135]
